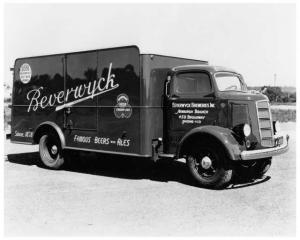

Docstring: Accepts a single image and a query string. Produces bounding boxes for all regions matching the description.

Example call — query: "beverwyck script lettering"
[26,63,119,112]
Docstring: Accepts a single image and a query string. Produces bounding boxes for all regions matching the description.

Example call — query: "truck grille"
[256,100,274,147]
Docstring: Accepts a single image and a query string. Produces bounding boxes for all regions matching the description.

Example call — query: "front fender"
[176,125,242,160]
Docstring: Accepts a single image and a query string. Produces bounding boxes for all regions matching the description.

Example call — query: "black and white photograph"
[2,0,298,237]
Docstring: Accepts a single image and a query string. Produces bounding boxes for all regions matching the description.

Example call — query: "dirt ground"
[4,123,296,236]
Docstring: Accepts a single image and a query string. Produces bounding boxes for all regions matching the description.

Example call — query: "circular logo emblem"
[19,63,32,84]
[114,94,132,119]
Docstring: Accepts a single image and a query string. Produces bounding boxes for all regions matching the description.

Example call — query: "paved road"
[4,123,296,236]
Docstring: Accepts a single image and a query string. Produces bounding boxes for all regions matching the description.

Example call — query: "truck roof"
[14,45,208,65]
[172,64,238,74]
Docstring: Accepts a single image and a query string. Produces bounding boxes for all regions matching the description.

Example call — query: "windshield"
[215,72,247,92]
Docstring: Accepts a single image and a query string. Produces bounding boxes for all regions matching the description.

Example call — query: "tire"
[186,144,233,189]
[39,133,64,169]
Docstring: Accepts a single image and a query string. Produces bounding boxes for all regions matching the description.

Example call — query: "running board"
[158,153,175,159]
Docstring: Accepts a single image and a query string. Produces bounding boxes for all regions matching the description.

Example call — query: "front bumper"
[240,134,289,160]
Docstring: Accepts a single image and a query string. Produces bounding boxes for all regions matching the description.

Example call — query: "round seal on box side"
[114,93,132,119]
[19,63,32,84]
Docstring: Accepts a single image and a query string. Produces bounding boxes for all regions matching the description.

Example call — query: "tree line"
[248,86,296,103]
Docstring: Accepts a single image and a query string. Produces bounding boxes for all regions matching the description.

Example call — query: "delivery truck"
[11,45,289,188]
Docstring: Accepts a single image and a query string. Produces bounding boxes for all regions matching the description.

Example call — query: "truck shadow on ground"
[6,150,270,190]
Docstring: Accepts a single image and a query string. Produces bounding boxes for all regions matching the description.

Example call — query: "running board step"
[158,153,175,159]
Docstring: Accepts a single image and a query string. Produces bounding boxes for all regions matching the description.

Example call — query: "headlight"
[243,124,251,137]
[273,121,280,134]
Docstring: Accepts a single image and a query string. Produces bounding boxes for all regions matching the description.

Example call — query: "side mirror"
[165,76,171,97]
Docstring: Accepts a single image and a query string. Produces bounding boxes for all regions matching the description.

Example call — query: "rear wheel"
[186,144,233,189]
[39,133,64,169]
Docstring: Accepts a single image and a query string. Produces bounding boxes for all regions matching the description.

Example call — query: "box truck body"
[11,46,207,157]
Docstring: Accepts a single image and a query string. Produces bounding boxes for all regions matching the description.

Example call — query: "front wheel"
[39,133,64,169]
[186,144,233,189]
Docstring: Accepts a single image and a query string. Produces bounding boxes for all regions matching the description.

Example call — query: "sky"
[4,3,296,87]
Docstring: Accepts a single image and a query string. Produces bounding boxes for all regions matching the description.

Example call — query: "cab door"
[163,71,219,153]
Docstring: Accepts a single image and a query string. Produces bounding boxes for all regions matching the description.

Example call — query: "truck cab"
[162,65,289,188]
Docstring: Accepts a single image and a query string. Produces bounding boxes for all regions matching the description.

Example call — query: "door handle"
[67,120,73,129]
[66,107,71,115]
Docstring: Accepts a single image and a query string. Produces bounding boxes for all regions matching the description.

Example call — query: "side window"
[174,74,197,94]
[197,73,211,92]
[171,72,212,97]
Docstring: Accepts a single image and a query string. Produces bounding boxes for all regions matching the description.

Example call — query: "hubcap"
[188,152,217,178]
[51,145,58,155]
[201,156,212,170]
